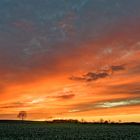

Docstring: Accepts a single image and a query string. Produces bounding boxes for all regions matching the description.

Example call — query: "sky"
[0,0,140,122]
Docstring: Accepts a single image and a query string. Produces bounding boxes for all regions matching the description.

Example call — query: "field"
[0,121,140,140]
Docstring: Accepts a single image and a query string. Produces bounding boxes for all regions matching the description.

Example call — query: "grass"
[0,121,140,140]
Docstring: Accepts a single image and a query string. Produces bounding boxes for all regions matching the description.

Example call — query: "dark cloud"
[70,76,85,81]
[111,64,125,72]
[0,102,27,109]
[70,72,109,82]
[0,0,138,88]
[84,72,109,81]
[55,94,75,100]
[70,64,125,82]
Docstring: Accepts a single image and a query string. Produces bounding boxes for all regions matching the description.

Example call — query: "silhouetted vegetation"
[0,120,139,140]
[0,119,139,125]
[17,111,27,121]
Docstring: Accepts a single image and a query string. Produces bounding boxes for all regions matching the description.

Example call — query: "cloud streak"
[95,99,140,108]
[55,94,75,100]
[67,98,140,114]
[70,65,125,82]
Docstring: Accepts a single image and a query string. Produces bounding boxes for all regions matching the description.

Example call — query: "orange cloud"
[0,19,140,122]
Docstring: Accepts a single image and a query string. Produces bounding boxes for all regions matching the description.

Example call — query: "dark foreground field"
[0,121,140,140]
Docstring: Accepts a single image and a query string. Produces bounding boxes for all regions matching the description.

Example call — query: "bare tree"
[17,111,27,121]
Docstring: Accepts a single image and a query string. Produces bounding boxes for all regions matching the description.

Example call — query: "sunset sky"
[0,0,140,122]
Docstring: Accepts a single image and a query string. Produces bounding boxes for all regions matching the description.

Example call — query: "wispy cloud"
[0,0,140,121]
[55,94,75,100]
[0,102,27,109]
[67,98,140,114]
[95,99,140,108]
[70,64,125,82]
[111,65,125,72]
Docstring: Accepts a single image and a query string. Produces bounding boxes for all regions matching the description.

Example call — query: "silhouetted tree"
[81,118,85,123]
[17,111,27,121]
[119,120,122,123]
[104,120,109,124]
[100,118,104,123]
